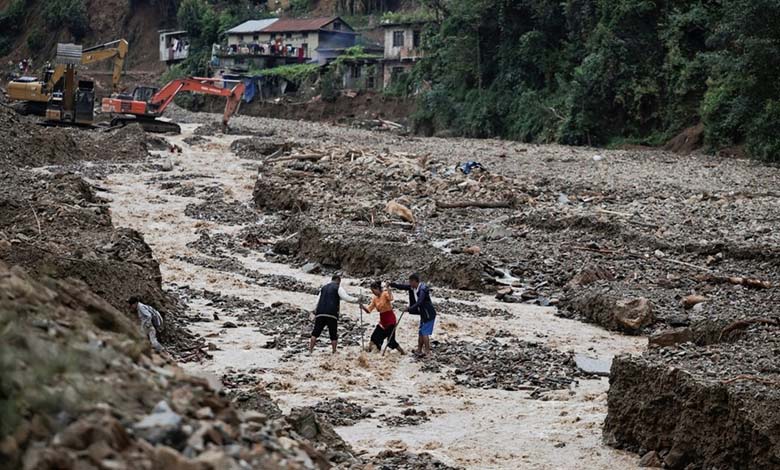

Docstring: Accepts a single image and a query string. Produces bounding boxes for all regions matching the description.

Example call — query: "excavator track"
[110,117,181,134]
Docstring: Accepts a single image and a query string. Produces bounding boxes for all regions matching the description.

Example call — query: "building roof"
[226,19,279,34]
[260,16,352,33]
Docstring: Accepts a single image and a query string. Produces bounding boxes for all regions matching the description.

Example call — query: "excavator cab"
[132,86,158,104]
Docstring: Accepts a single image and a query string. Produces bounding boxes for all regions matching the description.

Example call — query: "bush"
[43,0,88,40]
[26,28,45,51]
[746,101,780,162]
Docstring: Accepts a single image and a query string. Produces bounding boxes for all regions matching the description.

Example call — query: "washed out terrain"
[1,102,778,469]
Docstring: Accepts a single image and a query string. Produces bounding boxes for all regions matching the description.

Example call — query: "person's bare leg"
[396,344,405,355]
[423,336,431,356]
[416,335,423,355]
[331,340,338,354]
[309,336,316,353]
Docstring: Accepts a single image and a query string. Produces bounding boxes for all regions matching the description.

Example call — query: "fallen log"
[268,153,325,163]
[436,200,514,209]
[721,374,780,386]
[719,317,779,341]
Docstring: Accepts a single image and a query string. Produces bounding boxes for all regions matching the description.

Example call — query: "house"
[225,18,279,47]
[159,30,189,64]
[381,20,426,87]
[260,17,357,64]
[338,56,382,91]
[213,16,357,73]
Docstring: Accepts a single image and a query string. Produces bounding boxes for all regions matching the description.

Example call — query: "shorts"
[311,315,338,341]
[419,318,435,336]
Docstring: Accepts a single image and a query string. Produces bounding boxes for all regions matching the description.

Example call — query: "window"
[413,30,421,48]
[286,32,292,39]
[391,66,405,80]
[393,31,404,47]
[333,22,341,31]
[253,34,259,41]
[351,65,361,79]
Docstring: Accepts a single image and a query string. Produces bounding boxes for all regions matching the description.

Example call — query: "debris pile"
[0,262,367,470]
[312,398,374,426]
[430,338,586,395]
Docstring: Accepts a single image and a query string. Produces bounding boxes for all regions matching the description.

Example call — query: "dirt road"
[100,121,644,469]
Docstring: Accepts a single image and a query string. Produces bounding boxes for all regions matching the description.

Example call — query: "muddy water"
[103,124,643,469]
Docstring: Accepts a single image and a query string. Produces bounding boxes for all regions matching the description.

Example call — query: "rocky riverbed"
[3,102,778,469]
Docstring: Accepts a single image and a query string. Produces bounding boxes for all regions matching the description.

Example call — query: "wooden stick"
[436,200,514,209]
[658,257,713,273]
[382,311,405,356]
[268,153,324,163]
[597,209,659,229]
[29,202,42,236]
[719,317,779,341]
[721,375,780,386]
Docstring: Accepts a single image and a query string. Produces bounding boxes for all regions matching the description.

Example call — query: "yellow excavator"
[7,39,128,120]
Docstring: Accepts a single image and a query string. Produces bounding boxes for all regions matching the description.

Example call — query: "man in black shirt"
[309,273,360,354]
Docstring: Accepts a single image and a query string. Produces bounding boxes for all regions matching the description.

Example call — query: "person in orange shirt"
[361,281,405,354]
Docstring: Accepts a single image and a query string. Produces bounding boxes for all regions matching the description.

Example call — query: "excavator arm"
[150,78,246,125]
[81,39,129,93]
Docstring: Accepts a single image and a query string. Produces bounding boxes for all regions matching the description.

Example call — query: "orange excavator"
[101,77,245,133]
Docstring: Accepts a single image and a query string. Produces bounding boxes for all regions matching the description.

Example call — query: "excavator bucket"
[56,44,82,65]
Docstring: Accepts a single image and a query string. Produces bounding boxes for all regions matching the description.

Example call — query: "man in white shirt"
[128,296,164,351]
[309,273,360,354]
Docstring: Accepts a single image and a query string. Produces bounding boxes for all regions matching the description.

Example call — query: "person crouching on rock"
[128,296,164,351]
[391,273,436,357]
[361,281,405,355]
[310,273,360,354]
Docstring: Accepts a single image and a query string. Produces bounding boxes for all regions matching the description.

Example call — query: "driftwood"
[597,209,659,229]
[719,317,779,341]
[696,274,772,289]
[721,375,780,386]
[268,153,324,163]
[436,200,514,209]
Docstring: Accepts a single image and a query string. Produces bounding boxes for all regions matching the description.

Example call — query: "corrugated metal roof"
[227,18,279,34]
[260,17,351,33]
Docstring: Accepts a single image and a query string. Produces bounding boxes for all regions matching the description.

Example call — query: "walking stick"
[382,311,405,356]
[359,301,365,351]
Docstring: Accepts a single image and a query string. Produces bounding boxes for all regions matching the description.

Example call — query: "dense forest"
[412,0,780,161]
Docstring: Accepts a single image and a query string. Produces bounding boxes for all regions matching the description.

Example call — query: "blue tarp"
[243,78,256,103]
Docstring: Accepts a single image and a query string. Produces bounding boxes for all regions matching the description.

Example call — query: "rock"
[134,401,184,445]
[462,245,481,255]
[161,157,174,172]
[195,449,240,470]
[666,315,690,327]
[649,328,694,348]
[153,445,199,470]
[385,200,415,224]
[664,445,690,469]
[0,435,18,462]
[301,262,321,274]
[222,321,238,328]
[639,450,663,467]
[195,407,214,420]
[566,265,614,289]
[681,295,707,309]
[574,354,612,377]
[571,294,655,333]
[495,287,513,299]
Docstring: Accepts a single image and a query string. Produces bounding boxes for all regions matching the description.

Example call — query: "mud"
[605,328,780,469]
[93,121,645,468]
